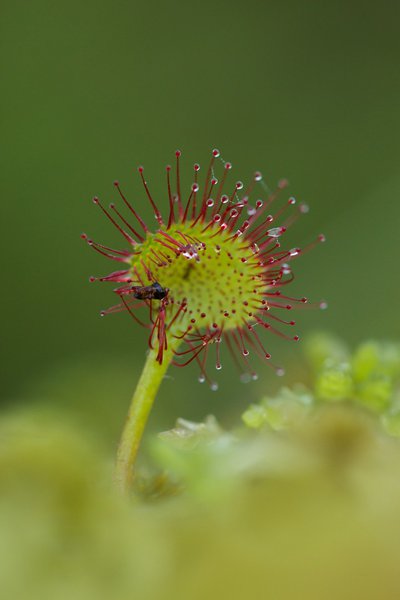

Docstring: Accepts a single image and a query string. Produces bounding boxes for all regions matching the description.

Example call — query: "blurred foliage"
[2,335,400,599]
[243,334,400,435]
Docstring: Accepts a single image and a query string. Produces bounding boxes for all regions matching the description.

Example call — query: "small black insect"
[130,281,169,301]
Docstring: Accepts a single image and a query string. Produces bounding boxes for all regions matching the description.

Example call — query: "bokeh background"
[1,0,399,447]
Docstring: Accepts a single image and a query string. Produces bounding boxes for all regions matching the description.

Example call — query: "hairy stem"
[114,344,175,494]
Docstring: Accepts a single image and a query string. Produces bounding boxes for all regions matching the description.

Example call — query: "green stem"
[114,344,175,494]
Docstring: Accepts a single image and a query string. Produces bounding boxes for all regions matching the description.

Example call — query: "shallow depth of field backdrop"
[1,0,399,440]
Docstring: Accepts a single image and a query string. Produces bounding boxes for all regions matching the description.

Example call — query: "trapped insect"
[130,281,169,301]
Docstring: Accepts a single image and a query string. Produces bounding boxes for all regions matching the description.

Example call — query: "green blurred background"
[1,0,399,444]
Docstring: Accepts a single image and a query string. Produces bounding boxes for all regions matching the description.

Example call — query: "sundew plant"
[83,148,326,493]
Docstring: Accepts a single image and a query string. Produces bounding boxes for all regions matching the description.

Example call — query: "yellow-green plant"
[83,149,325,492]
